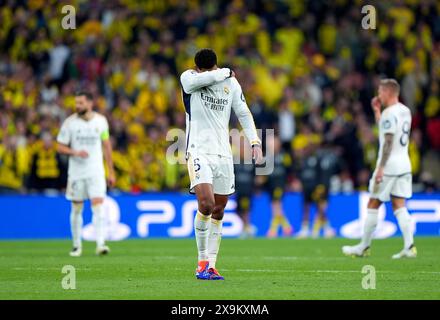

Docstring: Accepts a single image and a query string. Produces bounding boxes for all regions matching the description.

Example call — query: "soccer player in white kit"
[342,79,416,259]
[57,91,116,257]
[180,49,263,280]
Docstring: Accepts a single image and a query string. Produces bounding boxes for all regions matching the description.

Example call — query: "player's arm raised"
[231,79,263,164]
[180,68,233,94]
[375,115,397,183]
[101,128,116,188]
[371,96,382,124]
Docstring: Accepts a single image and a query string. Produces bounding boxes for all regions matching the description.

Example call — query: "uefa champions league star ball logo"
[82,196,131,241]
[340,192,398,239]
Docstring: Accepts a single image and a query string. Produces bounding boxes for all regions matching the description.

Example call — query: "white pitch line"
[141,255,360,261]
[11,267,440,275]
[173,268,373,273]
[417,272,440,274]
[12,267,93,271]
[233,269,292,273]
[234,269,440,274]
[232,269,388,273]
[174,267,440,275]
[263,257,299,260]
[262,257,352,261]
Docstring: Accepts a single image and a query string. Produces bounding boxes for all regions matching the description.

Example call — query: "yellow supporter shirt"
[0,145,29,190]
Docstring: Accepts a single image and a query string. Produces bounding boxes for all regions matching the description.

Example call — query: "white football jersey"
[57,112,109,180]
[376,102,412,175]
[180,68,261,158]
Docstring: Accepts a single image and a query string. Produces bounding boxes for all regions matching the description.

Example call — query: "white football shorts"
[187,152,235,195]
[66,175,107,201]
[369,172,412,202]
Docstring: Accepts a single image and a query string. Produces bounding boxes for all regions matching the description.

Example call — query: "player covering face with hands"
[57,91,115,257]
[180,48,263,280]
[342,79,416,259]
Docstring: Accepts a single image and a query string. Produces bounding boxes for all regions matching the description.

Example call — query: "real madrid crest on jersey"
[224,86,229,94]
[383,119,391,129]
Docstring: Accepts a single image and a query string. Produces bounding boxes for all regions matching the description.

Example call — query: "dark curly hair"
[194,48,217,70]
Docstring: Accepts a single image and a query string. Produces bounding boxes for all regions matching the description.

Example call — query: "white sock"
[194,211,211,261]
[208,218,223,269]
[394,207,414,249]
[70,203,83,248]
[92,204,106,248]
[360,209,378,248]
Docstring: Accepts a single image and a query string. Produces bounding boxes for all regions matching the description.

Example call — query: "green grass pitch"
[1,237,439,300]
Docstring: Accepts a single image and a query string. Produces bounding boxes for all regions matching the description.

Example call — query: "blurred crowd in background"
[0,0,439,195]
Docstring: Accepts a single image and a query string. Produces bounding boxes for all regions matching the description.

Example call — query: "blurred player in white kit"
[342,79,416,259]
[57,91,115,257]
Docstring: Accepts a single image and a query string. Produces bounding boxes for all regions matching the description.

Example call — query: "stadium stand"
[0,0,438,194]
